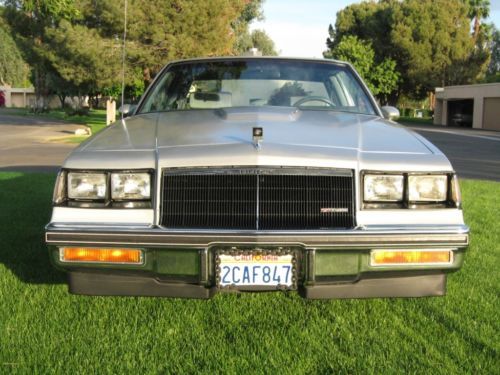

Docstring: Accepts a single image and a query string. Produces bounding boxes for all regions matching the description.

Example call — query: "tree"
[485,24,500,81]
[75,0,252,84]
[326,0,397,63]
[41,19,122,108]
[324,35,399,102]
[235,29,278,56]
[0,23,29,86]
[465,0,490,40]
[325,0,490,100]
[391,0,477,95]
[232,0,264,53]
[2,0,79,109]
[1,0,273,108]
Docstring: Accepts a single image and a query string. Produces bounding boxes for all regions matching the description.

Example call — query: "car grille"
[161,167,355,230]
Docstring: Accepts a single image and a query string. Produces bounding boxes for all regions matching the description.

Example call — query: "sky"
[250,0,500,58]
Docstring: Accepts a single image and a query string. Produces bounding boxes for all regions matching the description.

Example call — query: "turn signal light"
[60,247,143,264]
[371,250,452,266]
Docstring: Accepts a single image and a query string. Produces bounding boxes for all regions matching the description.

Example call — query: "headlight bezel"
[53,169,154,209]
[362,171,461,209]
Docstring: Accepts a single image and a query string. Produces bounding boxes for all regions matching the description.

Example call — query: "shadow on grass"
[0,171,65,284]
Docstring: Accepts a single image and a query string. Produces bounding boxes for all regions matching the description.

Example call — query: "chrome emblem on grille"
[321,208,348,213]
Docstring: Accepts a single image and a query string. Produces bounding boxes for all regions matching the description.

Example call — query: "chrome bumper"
[45,224,469,299]
[45,224,469,248]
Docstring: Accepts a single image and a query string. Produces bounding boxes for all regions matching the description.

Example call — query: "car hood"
[66,107,452,171]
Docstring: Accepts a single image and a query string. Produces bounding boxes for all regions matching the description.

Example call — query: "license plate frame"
[215,249,297,290]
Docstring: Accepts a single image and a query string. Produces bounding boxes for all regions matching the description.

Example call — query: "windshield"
[138,59,377,115]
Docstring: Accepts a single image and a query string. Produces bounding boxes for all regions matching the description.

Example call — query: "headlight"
[364,174,404,202]
[111,173,151,200]
[68,172,107,199]
[54,170,153,208]
[408,175,447,202]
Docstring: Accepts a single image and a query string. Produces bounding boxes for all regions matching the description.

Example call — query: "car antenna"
[120,0,128,123]
[119,0,132,147]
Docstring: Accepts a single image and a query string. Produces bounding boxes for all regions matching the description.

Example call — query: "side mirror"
[118,104,136,118]
[381,106,400,121]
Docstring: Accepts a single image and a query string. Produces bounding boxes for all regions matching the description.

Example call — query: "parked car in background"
[45,57,468,298]
[451,113,473,128]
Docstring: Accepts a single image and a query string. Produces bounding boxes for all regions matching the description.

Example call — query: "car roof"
[166,56,351,67]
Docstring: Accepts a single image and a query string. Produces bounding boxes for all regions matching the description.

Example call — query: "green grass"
[0,108,107,135]
[0,174,498,374]
[34,109,107,135]
[397,116,434,125]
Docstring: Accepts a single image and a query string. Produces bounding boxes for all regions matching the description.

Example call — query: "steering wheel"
[293,96,336,108]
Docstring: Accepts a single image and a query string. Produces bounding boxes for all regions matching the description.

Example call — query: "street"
[0,113,80,172]
[407,124,500,181]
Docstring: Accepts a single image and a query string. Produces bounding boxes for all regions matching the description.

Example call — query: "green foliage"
[325,35,399,99]
[235,29,278,56]
[18,0,79,21]
[464,0,490,38]
[1,0,269,107]
[0,23,29,86]
[485,25,499,81]
[42,20,121,94]
[326,0,491,101]
[233,0,265,54]
[2,0,81,108]
[392,0,477,95]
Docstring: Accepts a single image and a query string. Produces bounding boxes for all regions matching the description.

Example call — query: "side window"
[141,72,175,113]
[330,71,374,114]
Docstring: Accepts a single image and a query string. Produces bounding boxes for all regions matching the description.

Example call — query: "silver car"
[45,57,468,298]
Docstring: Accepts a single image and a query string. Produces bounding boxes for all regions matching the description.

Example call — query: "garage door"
[483,98,500,130]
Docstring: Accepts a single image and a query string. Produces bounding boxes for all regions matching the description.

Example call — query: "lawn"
[0,173,498,374]
[397,116,434,125]
[0,107,107,135]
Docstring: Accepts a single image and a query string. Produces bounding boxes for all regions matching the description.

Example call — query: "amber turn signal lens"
[371,250,452,266]
[60,247,143,264]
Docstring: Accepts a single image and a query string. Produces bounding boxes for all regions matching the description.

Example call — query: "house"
[433,83,500,131]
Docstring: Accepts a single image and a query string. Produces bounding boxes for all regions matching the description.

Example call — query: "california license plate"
[218,253,294,288]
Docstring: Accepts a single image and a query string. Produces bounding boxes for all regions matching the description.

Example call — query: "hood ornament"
[253,127,263,150]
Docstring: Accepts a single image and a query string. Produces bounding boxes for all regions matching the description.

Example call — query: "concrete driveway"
[0,113,83,172]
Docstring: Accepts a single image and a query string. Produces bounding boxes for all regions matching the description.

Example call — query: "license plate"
[218,253,294,288]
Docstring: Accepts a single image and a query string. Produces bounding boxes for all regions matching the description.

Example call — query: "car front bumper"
[45,224,469,299]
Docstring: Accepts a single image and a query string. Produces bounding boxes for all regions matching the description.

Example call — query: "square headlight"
[68,172,107,199]
[111,173,151,200]
[408,175,448,202]
[364,174,404,202]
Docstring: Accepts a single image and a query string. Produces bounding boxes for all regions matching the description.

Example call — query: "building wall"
[10,92,36,107]
[434,83,500,130]
[0,86,82,109]
[483,98,500,131]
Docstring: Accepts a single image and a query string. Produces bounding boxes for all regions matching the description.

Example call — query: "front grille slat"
[161,168,355,230]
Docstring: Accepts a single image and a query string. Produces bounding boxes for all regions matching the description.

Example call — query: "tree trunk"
[34,67,42,111]
[58,94,67,108]
[143,67,151,86]
[473,16,480,41]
